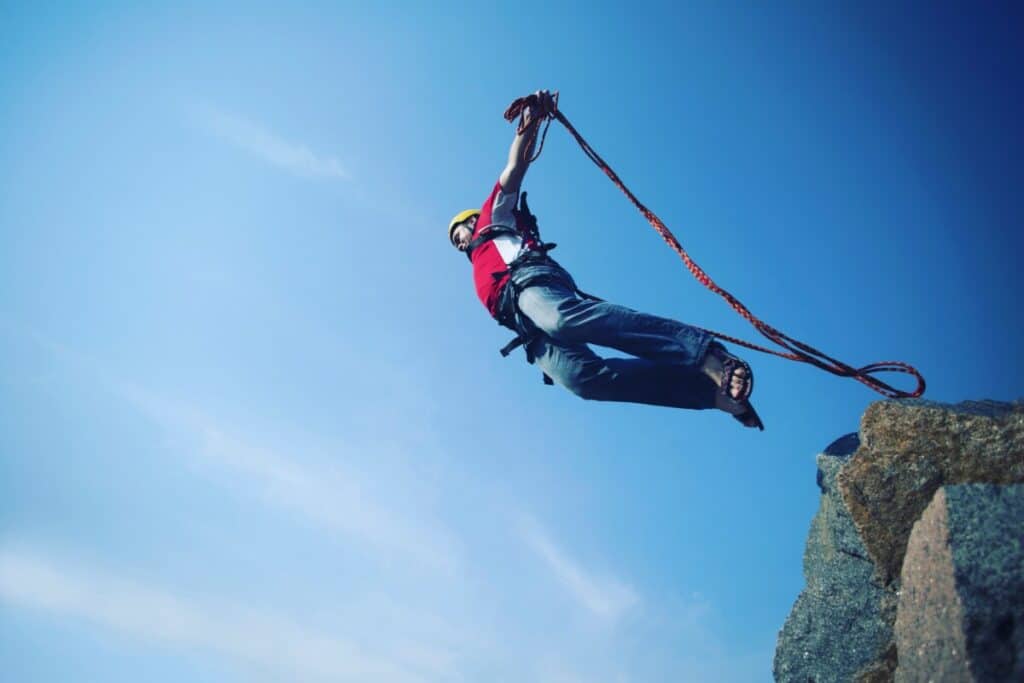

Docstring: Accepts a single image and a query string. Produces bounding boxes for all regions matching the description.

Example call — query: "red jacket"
[470,180,539,317]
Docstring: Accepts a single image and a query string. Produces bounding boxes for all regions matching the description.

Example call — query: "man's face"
[451,215,477,252]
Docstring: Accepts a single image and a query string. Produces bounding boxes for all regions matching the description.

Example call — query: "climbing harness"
[502,93,926,399]
[469,191,598,384]
[464,193,555,262]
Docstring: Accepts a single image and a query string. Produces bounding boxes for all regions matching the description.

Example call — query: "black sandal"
[708,343,765,431]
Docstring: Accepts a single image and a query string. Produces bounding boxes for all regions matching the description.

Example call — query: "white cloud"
[3,328,764,680]
[191,103,350,180]
[7,327,458,574]
[0,549,423,682]
[115,380,460,574]
[519,516,639,623]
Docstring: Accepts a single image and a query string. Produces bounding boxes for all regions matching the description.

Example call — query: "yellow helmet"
[448,209,480,242]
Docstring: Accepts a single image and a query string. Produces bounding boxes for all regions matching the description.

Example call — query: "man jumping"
[448,90,764,430]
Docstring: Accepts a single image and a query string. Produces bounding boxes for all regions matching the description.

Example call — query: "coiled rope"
[504,93,926,399]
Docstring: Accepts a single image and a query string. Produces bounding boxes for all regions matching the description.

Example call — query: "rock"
[775,399,1024,682]
[838,399,1024,585]
[774,441,895,682]
[895,484,1024,683]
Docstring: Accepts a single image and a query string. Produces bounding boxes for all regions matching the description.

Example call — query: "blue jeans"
[511,261,717,410]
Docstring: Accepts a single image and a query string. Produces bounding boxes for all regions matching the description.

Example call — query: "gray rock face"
[838,399,1024,585]
[775,399,1024,683]
[896,484,1024,683]
[774,449,895,682]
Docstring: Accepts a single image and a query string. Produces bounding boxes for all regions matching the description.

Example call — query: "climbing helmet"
[448,209,480,244]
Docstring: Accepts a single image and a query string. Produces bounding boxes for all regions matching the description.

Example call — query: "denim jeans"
[511,261,717,410]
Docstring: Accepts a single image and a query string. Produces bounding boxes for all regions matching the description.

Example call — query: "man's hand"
[523,89,557,127]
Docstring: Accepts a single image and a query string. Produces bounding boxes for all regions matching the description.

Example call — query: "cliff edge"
[774,399,1024,682]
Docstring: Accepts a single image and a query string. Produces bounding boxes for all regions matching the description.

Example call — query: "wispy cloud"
[0,549,423,682]
[11,329,459,574]
[2,325,765,681]
[519,516,639,623]
[116,380,460,574]
[191,103,350,180]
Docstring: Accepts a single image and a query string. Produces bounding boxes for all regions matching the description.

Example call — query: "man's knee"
[533,299,591,341]
[518,289,575,339]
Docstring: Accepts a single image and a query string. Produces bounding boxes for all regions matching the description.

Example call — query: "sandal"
[707,343,765,431]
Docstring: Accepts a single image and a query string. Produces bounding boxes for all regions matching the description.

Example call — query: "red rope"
[504,95,926,399]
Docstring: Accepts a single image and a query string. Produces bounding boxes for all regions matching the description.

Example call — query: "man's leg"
[528,334,717,410]
[517,282,713,369]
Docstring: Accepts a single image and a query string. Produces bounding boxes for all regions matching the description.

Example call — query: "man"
[449,90,763,430]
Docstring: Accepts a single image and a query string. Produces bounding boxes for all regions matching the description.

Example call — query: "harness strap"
[465,224,520,262]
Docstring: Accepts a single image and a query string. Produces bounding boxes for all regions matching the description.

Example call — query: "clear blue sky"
[2,3,1021,682]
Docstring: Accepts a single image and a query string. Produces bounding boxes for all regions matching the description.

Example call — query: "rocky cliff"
[774,399,1024,682]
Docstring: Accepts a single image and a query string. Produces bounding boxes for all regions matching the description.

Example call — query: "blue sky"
[1,3,1022,682]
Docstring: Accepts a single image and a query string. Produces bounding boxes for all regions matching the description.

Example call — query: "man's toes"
[730,370,749,399]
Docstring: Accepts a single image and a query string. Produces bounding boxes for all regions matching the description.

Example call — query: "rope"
[503,94,926,399]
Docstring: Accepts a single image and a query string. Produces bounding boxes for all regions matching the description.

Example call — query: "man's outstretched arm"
[499,89,555,195]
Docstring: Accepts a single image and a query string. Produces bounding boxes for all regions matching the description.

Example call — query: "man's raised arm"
[499,89,556,195]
